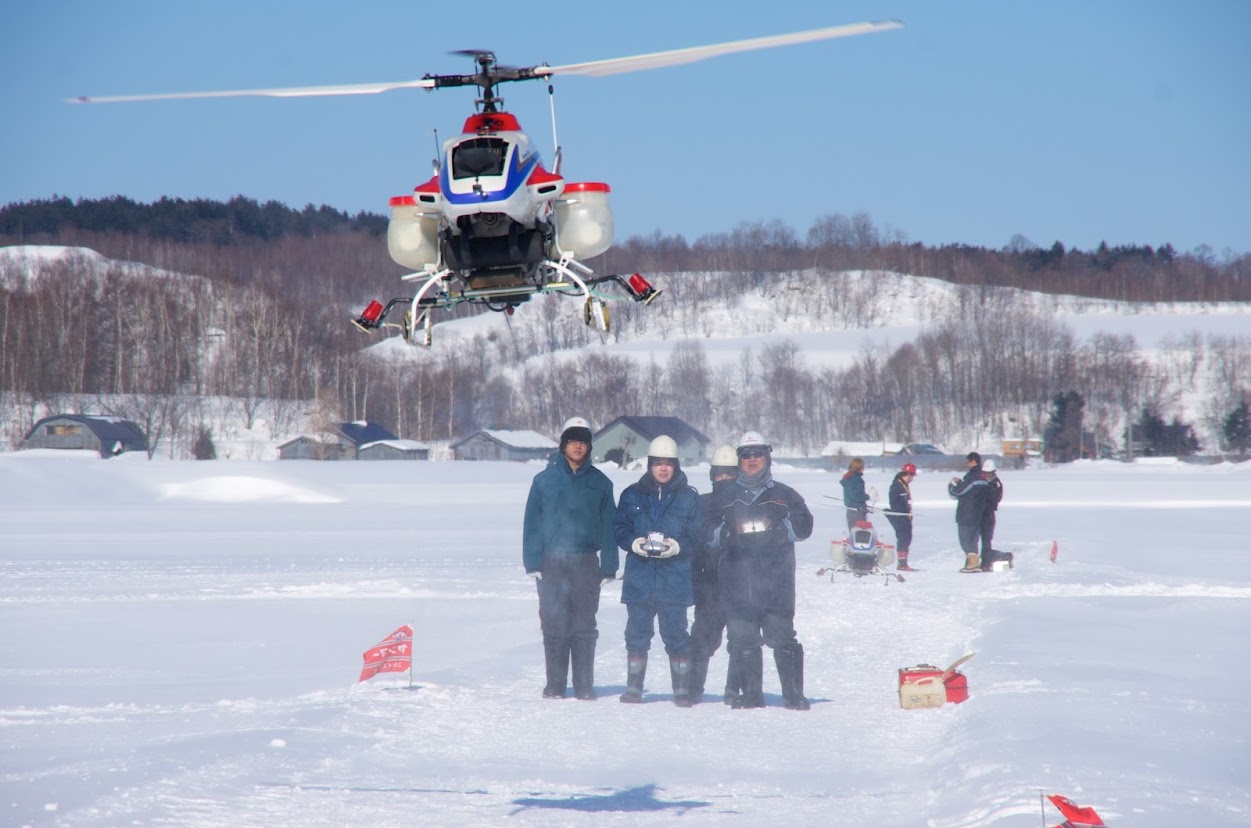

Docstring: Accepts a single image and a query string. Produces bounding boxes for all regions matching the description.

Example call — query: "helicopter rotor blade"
[67,19,902,105]
[536,20,903,78]
[69,77,438,104]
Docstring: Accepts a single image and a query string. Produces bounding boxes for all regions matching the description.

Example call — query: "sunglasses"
[738,449,767,459]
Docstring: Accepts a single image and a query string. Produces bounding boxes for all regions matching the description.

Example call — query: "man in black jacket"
[690,444,740,705]
[947,452,989,572]
[979,458,1005,570]
[703,431,814,710]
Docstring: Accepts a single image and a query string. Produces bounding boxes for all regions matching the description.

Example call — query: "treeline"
[0,195,387,244]
[605,217,1251,303]
[5,198,1251,304]
[2,198,1249,457]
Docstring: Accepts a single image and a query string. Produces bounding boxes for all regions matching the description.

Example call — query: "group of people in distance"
[840,451,1006,573]
[522,419,813,709]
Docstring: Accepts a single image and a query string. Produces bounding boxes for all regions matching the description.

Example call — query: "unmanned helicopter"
[71,20,902,346]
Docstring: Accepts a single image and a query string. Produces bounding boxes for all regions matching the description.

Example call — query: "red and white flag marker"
[1044,792,1105,827]
[359,624,414,685]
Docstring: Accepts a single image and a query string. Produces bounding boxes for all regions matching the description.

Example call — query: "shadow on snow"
[511,783,709,814]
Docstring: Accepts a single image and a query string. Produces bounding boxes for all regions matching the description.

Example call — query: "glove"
[631,533,679,558]
[526,571,542,581]
[656,538,680,558]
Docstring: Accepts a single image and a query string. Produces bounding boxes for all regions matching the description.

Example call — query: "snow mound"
[159,475,339,503]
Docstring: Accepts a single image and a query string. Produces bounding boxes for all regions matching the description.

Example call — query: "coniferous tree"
[1044,391,1084,462]
[1221,401,1250,457]
[192,427,217,460]
[1135,409,1200,457]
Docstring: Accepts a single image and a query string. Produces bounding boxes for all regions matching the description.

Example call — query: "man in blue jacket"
[523,417,619,700]
[613,435,703,706]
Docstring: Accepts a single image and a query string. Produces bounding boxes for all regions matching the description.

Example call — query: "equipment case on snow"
[898,654,973,709]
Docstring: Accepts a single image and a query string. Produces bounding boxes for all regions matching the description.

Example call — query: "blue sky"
[2,1,1248,257]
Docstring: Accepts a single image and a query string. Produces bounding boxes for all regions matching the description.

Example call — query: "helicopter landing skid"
[351,268,659,346]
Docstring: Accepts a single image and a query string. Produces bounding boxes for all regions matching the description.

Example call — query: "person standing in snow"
[887,462,917,571]
[704,431,814,710]
[523,417,619,700]
[689,444,740,705]
[979,458,1005,571]
[613,435,703,707]
[947,451,990,572]
[839,457,871,531]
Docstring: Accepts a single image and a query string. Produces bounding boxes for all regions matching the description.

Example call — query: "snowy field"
[2,451,1250,827]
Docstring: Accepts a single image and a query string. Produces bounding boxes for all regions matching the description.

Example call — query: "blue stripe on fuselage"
[441,150,539,206]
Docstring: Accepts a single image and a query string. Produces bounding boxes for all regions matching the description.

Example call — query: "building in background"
[278,421,407,461]
[451,429,557,462]
[593,416,709,467]
[21,414,148,458]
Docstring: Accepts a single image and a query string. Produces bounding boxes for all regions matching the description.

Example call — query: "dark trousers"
[887,515,912,553]
[726,607,798,652]
[846,505,868,531]
[536,552,601,649]
[957,523,980,555]
[690,582,728,662]
[979,513,997,555]
[624,599,690,657]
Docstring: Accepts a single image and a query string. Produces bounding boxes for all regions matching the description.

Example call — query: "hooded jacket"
[614,466,702,605]
[523,453,618,576]
[839,470,869,509]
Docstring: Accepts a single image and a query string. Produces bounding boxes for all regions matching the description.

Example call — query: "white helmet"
[737,431,771,454]
[983,458,997,472]
[561,416,590,433]
[711,444,738,467]
[559,416,593,449]
[647,435,679,459]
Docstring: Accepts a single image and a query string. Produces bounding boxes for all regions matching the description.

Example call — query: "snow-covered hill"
[407,268,1251,371]
[5,245,1250,456]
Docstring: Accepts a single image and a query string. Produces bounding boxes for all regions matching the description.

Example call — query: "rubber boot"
[730,647,765,709]
[775,642,811,711]
[960,553,982,573]
[542,639,569,699]
[689,658,709,705]
[896,553,914,572]
[723,649,742,706]
[619,652,647,703]
[570,639,597,700]
[670,656,693,708]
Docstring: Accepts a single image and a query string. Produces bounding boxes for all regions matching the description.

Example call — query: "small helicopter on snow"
[72,20,902,346]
